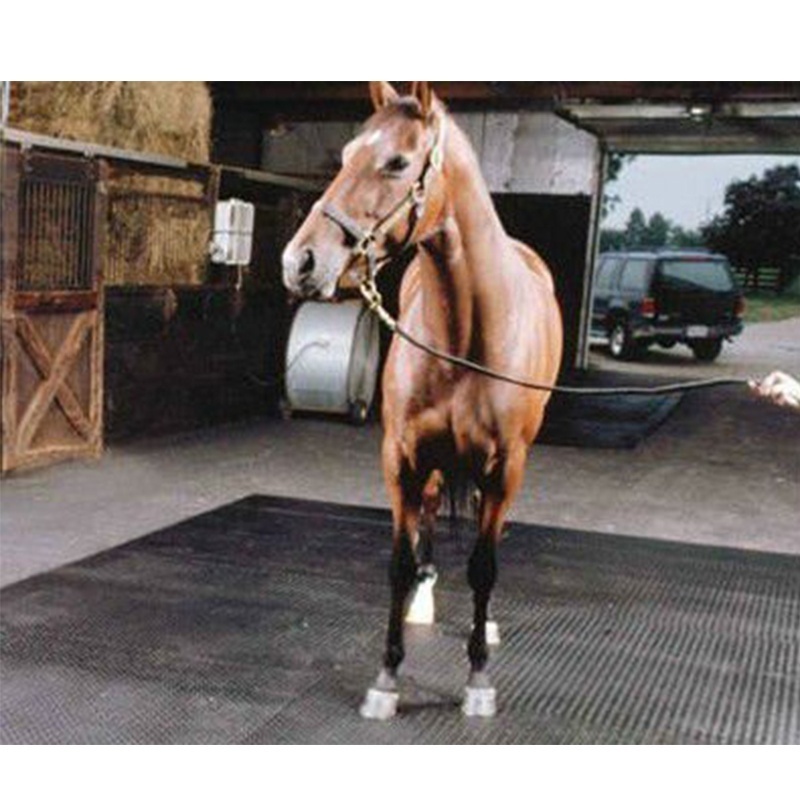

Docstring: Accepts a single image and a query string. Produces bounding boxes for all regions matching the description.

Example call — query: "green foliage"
[742,291,800,323]
[602,153,636,219]
[701,164,800,293]
[600,208,704,252]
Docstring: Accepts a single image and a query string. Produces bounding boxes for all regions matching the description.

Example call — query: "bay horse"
[282,81,563,718]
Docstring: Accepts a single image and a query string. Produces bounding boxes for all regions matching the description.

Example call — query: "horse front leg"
[405,470,442,625]
[360,457,422,720]
[463,445,526,717]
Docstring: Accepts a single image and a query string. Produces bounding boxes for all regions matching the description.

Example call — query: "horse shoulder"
[399,260,422,310]
[510,238,556,294]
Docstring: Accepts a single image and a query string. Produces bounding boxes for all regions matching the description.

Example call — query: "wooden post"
[90,158,108,456]
[205,165,221,285]
[1,144,21,472]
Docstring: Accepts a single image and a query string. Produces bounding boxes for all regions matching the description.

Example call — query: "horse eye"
[383,155,410,175]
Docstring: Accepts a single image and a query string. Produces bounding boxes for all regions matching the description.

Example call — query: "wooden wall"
[104,287,287,440]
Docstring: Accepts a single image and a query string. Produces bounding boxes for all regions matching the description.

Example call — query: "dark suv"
[591,250,745,361]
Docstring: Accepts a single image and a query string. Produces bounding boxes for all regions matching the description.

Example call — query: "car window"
[596,256,623,290]
[659,259,735,292]
[619,258,653,292]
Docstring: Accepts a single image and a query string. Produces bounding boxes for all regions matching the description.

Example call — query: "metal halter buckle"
[411,182,426,208]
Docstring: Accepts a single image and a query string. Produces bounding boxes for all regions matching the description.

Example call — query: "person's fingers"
[760,371,784,391]
[776,388,800,409]
[751,371,800,408]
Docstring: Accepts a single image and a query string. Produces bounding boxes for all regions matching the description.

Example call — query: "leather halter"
[321,114,446,285]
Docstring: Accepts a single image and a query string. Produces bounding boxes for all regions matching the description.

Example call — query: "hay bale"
[10,82,212,162]
[11,83,214,286]
[107,176,211,286]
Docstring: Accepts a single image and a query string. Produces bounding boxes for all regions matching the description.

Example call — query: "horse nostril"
[298,249,315,278]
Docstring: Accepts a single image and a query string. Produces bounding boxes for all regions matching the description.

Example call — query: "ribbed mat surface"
[2,495,798,744]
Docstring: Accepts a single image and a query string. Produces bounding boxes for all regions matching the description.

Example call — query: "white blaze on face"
[342,128,383,166]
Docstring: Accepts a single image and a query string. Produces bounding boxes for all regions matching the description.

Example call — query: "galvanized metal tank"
[285,300,380,422]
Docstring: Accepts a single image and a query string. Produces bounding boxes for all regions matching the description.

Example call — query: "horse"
[282,81,563,719]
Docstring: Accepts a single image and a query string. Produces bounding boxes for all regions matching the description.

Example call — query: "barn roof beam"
[558,101,800,154]
[210,82,800,116]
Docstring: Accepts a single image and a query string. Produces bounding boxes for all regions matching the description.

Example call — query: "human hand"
[749,371,800,410]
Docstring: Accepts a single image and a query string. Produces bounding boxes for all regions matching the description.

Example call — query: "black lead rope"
[392,324,750,396]
[359,281,754,397]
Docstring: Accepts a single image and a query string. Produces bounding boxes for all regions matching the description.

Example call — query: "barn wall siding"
[261,112,599,196]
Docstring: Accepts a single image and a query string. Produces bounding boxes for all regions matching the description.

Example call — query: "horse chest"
[402,378,502,464]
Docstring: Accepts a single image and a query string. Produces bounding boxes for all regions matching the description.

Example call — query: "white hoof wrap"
[462,686,497,718]
[359,688,399,720]
[485,620,501,647]
[405,572,437,625]
[471,620,502,646]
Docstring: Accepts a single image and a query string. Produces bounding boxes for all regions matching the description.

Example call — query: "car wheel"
[608,320,637,360]
[691,339,723,362]
[348,399,369,426]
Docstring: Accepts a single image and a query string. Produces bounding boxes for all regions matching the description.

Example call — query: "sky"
[603,155,800,232]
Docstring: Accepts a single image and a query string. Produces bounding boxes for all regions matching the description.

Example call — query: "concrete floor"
[1,319,799,588]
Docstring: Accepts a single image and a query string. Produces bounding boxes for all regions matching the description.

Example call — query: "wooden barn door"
[1,147,106,473]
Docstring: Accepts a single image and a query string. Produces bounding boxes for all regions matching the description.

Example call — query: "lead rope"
[358,278,754,397]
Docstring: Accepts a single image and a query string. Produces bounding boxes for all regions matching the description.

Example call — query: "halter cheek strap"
[321,113,447,282]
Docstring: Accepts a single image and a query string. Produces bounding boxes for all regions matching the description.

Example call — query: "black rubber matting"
[2,495,798,744]
[539,392,682,449]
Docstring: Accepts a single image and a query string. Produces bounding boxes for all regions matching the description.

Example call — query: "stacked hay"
[10,82,213,286]
[10,81,212,162]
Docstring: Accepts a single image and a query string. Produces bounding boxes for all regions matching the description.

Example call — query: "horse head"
[282,81,447,300]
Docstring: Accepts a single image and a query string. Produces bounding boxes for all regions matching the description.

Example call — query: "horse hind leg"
[405,470,443,626]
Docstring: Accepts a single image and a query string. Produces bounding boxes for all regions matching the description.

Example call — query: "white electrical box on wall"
[210,199,255,266]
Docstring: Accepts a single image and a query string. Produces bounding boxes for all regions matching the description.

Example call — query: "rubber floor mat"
[1,495,798,744]
[538,392,682,449]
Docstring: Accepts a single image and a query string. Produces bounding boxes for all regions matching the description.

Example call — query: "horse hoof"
[462,685,497,718]
[359,688,399,720]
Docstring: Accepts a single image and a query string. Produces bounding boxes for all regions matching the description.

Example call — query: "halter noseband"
[321,113,447,285]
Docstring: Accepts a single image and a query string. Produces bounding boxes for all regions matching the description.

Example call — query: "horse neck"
[418,118,511,357]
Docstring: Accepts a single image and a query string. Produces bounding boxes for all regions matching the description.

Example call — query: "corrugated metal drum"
[285,300,380,422]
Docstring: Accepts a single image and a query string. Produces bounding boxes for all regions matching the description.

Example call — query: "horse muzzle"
[282,243,339,301]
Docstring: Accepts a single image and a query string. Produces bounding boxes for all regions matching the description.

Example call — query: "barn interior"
[1,82,798,745]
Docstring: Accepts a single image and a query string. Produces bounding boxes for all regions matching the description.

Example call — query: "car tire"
[348,399,369,426]
[691,339,723,362]
[608,320,637,361]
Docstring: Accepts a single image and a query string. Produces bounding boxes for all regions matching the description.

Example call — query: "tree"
[600,208,704,252]
[602,153,636,219]
[669,225,704,249]
[641,212,670,248]
[701,164,800,293]
[624,208,648,248]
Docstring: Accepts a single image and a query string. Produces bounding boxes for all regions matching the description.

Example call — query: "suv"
[591,250,745,361]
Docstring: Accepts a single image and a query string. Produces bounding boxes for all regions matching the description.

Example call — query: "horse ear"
[369,81,399,110]
[411,82,434,117]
